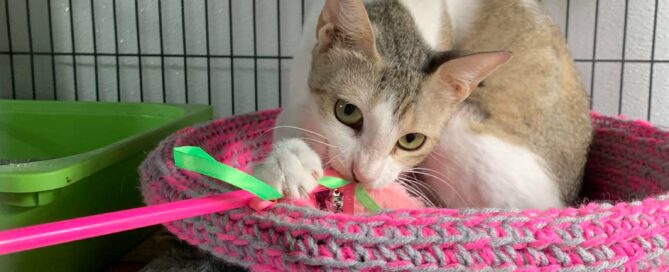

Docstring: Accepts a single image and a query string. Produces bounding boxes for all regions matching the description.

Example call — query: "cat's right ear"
[433,51,512,102]
[316,0,379,60]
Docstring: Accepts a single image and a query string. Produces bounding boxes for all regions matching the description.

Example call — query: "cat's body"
[256,0,592,209]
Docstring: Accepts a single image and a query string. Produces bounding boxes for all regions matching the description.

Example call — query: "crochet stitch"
[140,109,669,271]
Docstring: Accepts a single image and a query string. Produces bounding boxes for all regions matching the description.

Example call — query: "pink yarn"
[140,109,669,271]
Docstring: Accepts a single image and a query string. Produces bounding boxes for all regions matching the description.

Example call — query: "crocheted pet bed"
[139,109,669,271]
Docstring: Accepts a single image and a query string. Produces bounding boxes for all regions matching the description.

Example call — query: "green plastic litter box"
[0,100,212,272]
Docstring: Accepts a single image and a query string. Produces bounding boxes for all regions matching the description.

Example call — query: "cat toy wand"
[0,188,270,255]
[0,146,378,256]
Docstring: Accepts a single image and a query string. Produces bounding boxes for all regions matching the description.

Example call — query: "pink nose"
[352,165,371,183]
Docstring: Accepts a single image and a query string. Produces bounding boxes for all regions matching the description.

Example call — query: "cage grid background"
[0,0,667,126]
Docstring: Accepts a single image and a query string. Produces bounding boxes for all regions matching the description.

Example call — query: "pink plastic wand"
[0,186,331,256]
[0,190,247,255]
[0,146,369,256]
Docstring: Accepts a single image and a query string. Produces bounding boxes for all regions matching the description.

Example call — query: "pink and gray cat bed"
[1,109,668,271]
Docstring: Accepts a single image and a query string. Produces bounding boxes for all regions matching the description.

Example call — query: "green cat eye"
[397,133,426,151]
[334,100,363,129]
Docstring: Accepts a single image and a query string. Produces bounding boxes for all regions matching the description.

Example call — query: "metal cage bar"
[90,0,99,101]
[589,0,600,108]
[158,0,166,103]
[648,0,661,121]
[0,0,665,122]
[4,0,16,99]
[181,0,189,103]
[25,0,36,99]
[228,0,235,114]
[252,0,258,111]
[617,0,629,115]
[68,0,78,100]
[113,0,121,101]
[134,0,144,102]
[47,0,57,99]
[204,0,211,105]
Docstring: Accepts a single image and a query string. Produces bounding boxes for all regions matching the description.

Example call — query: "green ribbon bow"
[173,146,380,213]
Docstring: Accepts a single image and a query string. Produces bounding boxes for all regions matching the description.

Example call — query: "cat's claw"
[253,139,323,199]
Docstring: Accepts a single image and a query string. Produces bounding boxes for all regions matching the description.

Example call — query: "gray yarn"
[139,112,669,271]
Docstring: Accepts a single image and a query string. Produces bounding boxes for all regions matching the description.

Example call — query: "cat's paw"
[253,139,323,199]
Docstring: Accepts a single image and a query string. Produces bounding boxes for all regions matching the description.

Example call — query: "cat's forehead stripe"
[366,0,439,121]
[376,67,422,120]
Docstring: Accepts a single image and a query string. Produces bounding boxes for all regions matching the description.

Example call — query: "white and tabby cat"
[253,0,592,209]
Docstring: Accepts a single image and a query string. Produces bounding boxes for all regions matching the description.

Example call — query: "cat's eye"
[334,100,363,129]
[397,133,426,151]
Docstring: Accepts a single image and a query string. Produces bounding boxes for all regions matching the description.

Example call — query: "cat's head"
[306,0,511,189]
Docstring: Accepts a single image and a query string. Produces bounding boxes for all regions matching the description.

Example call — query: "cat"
[253,0,592,209]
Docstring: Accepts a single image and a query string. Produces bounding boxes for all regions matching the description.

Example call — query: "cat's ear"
[435,51,512,101]
[316,0,379,59]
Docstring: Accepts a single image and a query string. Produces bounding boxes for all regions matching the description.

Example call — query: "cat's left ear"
[316,0,379,60]
[433,51,512,102]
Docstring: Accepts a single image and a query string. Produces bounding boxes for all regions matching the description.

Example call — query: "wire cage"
[1,1,668,270]
[0,0,667,121]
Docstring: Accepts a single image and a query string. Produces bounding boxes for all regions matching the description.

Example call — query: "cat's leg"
[253,139,323,199]
[255,57,325,199]
[251,5,326,199]
[254,89,325,199]
[421,114,564,209]
[253,101,325,199]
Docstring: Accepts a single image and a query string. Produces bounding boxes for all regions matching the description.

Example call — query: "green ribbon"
[174,146,282,200]
[355,183,380,212]
[173,146,380,212]
[319,176,351,189]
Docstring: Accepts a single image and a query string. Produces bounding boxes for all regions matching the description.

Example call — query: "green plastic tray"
[0,100,212,272]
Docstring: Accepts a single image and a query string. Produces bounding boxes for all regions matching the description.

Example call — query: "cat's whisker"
[430,152,456,170]
[395,179,437,208]
[406,167,449,180]
[395,177,440,207]
[402,170,471,206]
[400,171,443,196]
[428,153,450,168]
[395,180,431,206]
[323,156,337,166]
[398,174,439,199]
[396,176,440,200]
[261,126,346,154]
[399,171,421,181]
[426,155,451,174]
[409,175,470,207]
[299,137,337,149]
[430,151,449,161]
[395,177,438,204]
[324,154,343,167]
[263,126,328,140]
[325,154,346,171]
[396,180,432,206]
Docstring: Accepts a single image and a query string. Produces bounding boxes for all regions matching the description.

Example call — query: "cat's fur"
[253,0,592,209]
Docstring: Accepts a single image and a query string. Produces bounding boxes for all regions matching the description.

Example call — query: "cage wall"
[0,0,667,126]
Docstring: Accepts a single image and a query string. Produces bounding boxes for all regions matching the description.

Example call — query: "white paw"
[253,139,323,199]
